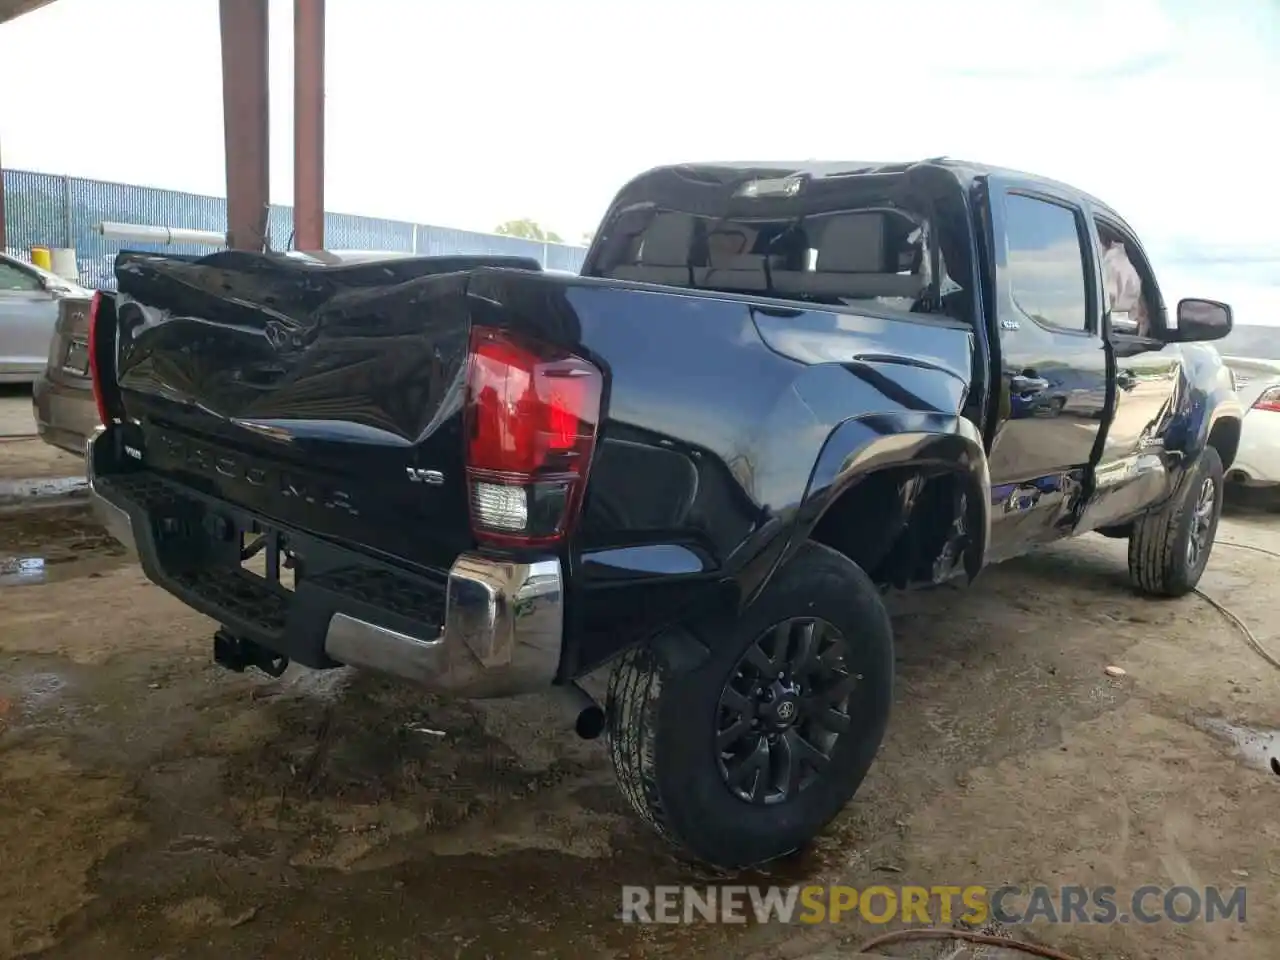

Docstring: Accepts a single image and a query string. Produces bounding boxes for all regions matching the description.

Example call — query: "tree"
[579,231,595,247]
[494,218,563,244]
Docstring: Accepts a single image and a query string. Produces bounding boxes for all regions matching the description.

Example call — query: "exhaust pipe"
[553,681,606,740]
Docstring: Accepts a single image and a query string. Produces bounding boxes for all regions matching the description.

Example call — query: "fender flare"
[792,411,992,582]
[1186,398,1245,466]
[1164,348,1244,488]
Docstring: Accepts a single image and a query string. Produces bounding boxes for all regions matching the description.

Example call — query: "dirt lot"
[0,389,85,490]
[0,461,1278,957]
[0,389,38,441]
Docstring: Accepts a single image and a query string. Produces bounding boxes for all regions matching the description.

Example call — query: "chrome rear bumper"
[86,430,564,697]
[321,557,563,696]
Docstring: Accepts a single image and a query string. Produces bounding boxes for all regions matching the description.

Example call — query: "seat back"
[772,212,927,300]
[610,212,695,285]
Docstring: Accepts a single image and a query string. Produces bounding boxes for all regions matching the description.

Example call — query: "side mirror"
[41,276,79,297]
[1170,298,1232,343]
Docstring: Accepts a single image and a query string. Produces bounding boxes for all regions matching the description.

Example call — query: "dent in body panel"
[1078,343,1182,529]
[550,281,801,561]
[114,253,475,442]
[750,305,973,385]
[794,412,991,586]
[1077,342,1244,533]
[459,271,813,583]
[731,314,982,599]
[979,174,1111,557]
[738,302,976,594]
[111,255,483,568]
[1164,343,1244,463]
[488,275,983,674]
[565,285,977,573]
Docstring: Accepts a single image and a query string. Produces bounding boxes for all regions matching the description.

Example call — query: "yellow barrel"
[30,246,53,271]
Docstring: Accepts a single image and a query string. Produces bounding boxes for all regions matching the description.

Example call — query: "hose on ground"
[1201,540,1280,672]
[856,926,1082,958]
[784,538,1276,960]
[849,539,1278,960]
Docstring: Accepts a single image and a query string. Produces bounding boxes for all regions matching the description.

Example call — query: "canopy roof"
[0,0,57,24]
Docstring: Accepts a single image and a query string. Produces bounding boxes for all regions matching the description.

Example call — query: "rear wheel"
[1224,478,1280,513]
[605,542,893,868]
[1128,446,1224,597]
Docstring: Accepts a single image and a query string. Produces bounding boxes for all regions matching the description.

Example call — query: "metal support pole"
[219,0,270,251]
[293,0,326,251]
[0,137,7,251]
[60,174,73,248]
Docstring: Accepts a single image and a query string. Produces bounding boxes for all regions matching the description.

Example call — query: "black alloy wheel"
[715,617,856,805]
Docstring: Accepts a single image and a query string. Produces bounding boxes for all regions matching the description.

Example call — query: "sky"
[2,0,1277,321]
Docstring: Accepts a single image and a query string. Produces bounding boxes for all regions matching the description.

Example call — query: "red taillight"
[86,291,111,425]
[1253,386,1280,413]
[464,326,602,546]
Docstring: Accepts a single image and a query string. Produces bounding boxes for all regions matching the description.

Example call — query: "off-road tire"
[1128,446,1224,597]
[605,541,894,869]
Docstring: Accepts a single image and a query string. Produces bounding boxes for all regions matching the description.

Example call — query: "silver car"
[0,252,92,384]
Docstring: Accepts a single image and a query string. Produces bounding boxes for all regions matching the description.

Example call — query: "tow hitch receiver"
[213,628,290,678]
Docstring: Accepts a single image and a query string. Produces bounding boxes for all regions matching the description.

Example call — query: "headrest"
[814,213,888,273]
[638,213,695,266]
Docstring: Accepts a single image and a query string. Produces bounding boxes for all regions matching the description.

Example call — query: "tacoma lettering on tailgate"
[156,431,359,517]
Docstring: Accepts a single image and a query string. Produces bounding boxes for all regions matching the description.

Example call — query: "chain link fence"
[3,168,588,289]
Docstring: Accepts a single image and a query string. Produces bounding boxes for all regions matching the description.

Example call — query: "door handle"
[1010,375,1049,393]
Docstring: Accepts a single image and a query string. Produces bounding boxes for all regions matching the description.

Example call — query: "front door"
[983,179,1108,562]
[0,260,56,377]
[1075,210,1184,531]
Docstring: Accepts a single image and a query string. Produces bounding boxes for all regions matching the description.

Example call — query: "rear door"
[983,177,1107,562]
[0,259,57,377]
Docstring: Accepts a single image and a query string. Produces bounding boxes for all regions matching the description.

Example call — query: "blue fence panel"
[2,169,68,255]
[415,224,540,261]
[266,205,294,254]
[545,243,588,273]
[325,210,416,252]
[4,169,587,289]
[69,176,228,290]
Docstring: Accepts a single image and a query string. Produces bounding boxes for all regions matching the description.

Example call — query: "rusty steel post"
[293,0,325,251]
[219,0,270,251]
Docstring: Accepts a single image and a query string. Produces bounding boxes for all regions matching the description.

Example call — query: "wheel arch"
[789,413,992,589]
[1207,414,1242,472]
[1173,345,1244,473]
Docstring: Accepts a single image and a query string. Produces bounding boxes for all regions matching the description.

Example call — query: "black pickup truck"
[86,159,1241,869]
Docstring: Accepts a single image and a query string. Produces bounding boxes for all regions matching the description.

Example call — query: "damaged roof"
[617,158,1125,223]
